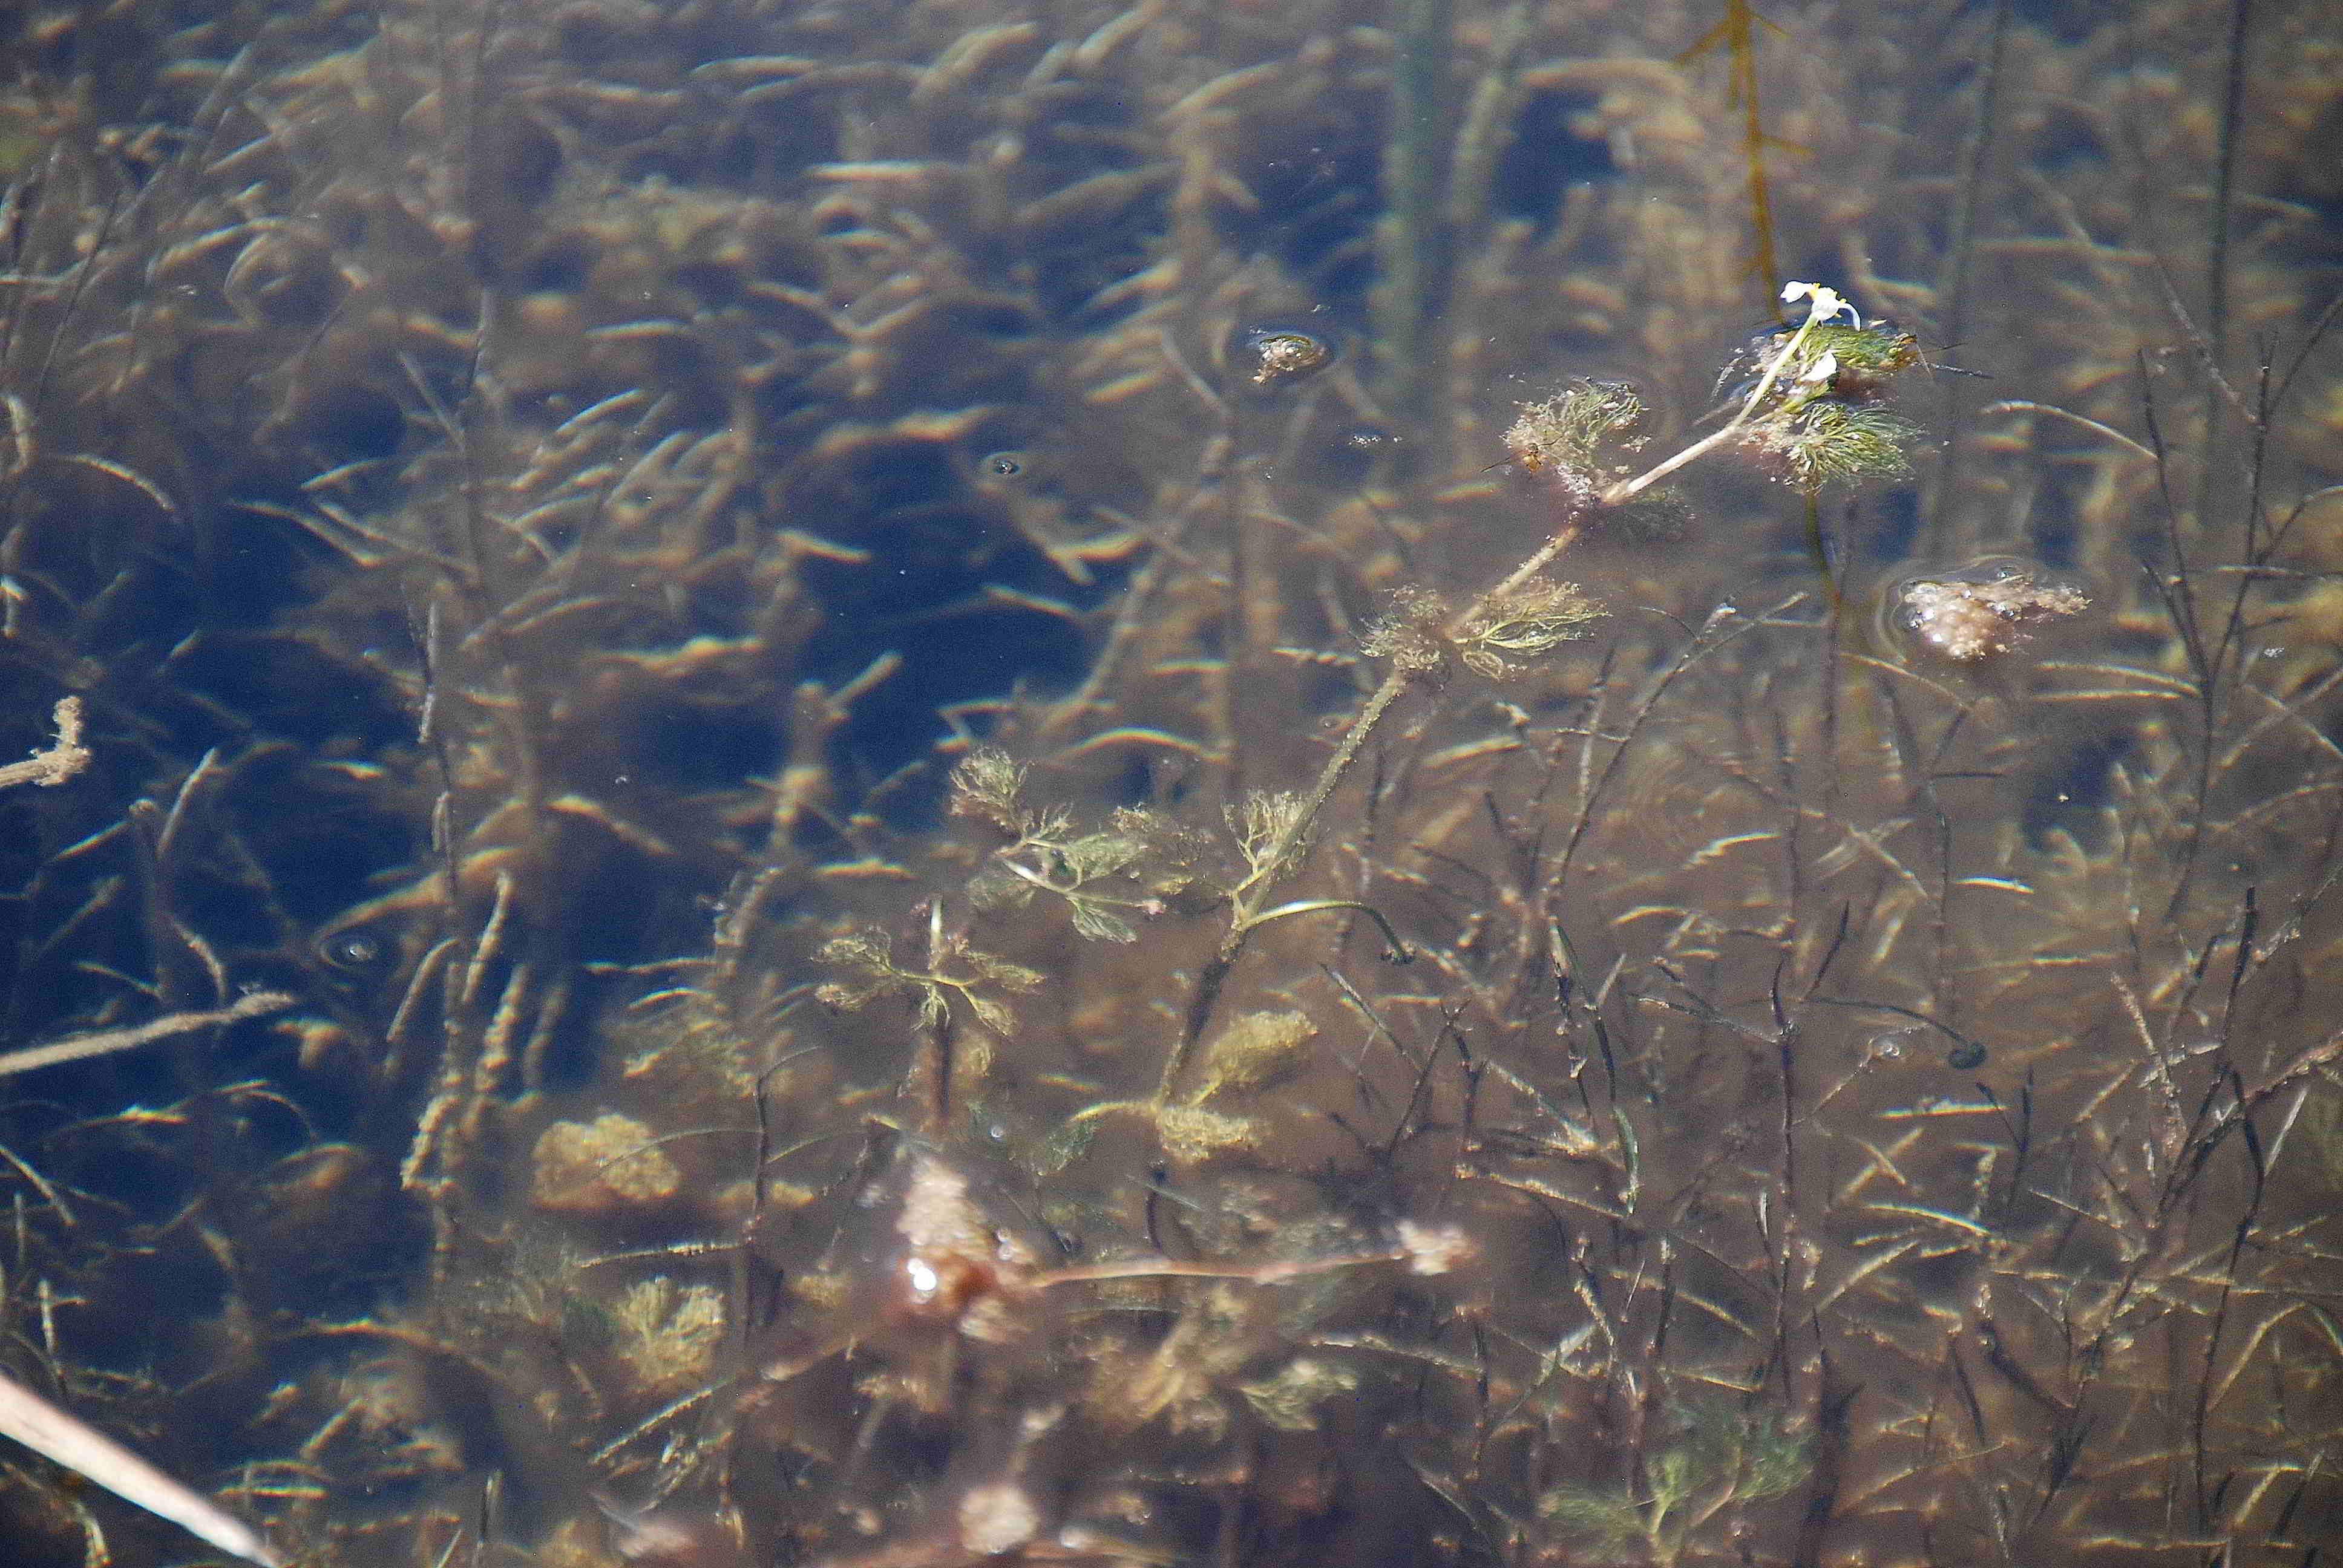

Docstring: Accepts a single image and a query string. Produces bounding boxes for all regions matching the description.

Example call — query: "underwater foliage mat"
[1,0,2341,1564]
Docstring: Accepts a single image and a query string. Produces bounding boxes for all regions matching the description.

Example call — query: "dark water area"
[1,1,2340,1564]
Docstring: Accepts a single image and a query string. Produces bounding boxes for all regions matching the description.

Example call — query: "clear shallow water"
[1,1,2339,1564]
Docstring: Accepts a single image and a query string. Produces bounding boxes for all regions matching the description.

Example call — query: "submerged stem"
[1167,287,1863,1100]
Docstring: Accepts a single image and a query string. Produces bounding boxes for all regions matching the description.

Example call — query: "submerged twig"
[0,989,295,1079]
[0,697,89,790]
[0,1371,282,1566]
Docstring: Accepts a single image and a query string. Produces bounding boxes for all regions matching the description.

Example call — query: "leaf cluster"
[953,748,1201,943]
[1359,586,1452,673]
[1727,320,1925,488]
[1539,1401,1808,1566]
[1227,789,1311,894]
[1505,381,1650,503]
[1363,582,1605,680]
[1772,399,1917,486]
[1047,1009,1317,1172]
[813,924,1043,1037]
[1453,580,1607,678]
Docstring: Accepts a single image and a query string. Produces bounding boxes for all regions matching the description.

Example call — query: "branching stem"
[1162,298,1849,1101]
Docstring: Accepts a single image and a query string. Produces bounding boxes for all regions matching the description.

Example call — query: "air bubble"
[318,924,398,977]
[327,932,379,967]
[1867,1028,1919,1061]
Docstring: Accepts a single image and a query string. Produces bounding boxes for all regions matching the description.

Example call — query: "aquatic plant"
[0,702,281,1564]
[1,3,2339,1568]
[1541,1400,1809,1568]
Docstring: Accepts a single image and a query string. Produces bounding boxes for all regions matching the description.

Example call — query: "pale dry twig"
[0,1370,281,1565]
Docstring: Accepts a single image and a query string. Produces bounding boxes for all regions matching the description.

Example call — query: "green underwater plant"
[3,2,2341,1567]
[1130,275,1925,1102]
[814,919,1044,1040]
[1541,1401,1809,1568]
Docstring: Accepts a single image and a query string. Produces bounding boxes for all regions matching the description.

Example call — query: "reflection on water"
[2,1,2339,1564]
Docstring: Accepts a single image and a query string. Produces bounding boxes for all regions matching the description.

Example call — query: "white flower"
[1781,279,1861,329]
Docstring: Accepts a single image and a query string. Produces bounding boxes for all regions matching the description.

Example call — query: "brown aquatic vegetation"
[1,2,2341,1567]
[0,701,281,1563]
